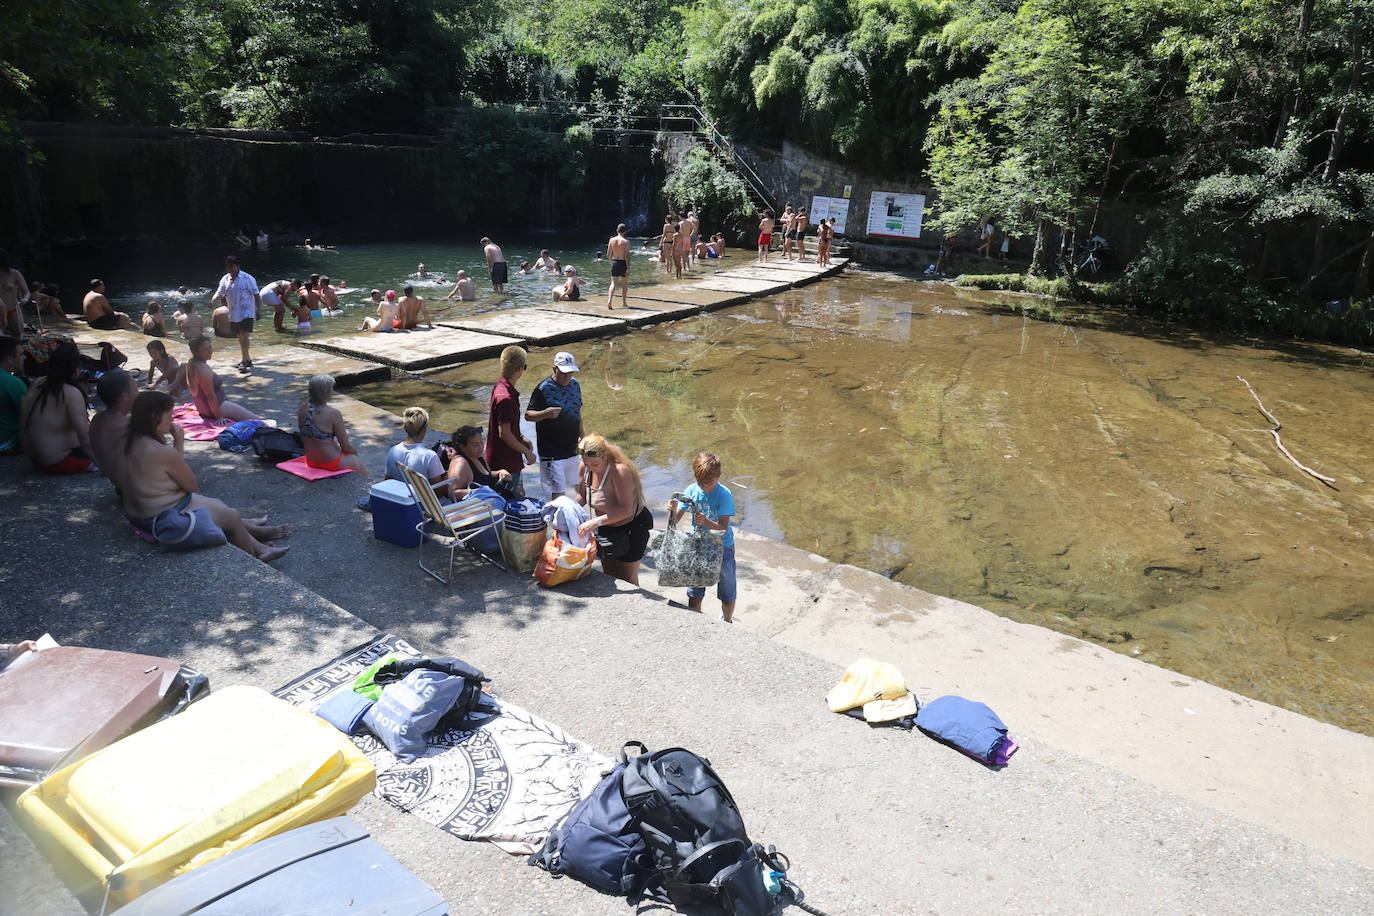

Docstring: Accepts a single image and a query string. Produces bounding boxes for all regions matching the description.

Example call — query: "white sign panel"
[866,191,925,239]
[809,196,850,235]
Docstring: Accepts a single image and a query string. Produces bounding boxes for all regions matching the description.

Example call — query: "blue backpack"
[216,419,267,452]
[529,742,655,898]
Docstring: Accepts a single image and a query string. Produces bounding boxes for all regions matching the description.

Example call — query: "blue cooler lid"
[370,479,416,505]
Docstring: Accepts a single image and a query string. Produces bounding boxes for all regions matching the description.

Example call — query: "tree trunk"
[1322,14,1364,183]
[1274,0,1317,146]
[1029,218,1049,276]
[1359,228,1374,294]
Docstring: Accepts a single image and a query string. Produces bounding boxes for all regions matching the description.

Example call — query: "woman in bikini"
[659,217,676,274]
[573,432,653,585]
[297,374,369,475]
[118,390,290,563]
[445,425,520,500]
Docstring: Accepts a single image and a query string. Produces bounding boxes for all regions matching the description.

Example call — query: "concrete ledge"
[542,298,703,328]
[624,284,750,308]
[301,327,521,370]
[437,308,629,346]
[692,276,793,296]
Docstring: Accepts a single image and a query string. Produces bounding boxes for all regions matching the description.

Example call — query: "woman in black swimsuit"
[445,425,522,499]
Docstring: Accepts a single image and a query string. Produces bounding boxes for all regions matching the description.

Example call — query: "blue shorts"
[688,544,736,603]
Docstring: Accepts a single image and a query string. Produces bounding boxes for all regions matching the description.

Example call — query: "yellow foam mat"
[17,684,375,907]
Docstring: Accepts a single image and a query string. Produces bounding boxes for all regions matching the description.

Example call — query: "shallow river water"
[351,270,1374,735]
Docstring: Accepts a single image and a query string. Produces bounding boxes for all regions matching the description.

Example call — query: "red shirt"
[486,376,524,475]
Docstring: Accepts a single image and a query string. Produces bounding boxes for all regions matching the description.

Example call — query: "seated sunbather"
[297,374,369,475]
[89,368,138,488]
[185,335,259,423]
[19,342,96,474]
[445,424,520,499]
[385,407,447,490]
[144,340,187,400]
[116,390,289,562]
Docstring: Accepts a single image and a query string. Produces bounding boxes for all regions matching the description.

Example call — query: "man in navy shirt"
[525,351,584,497]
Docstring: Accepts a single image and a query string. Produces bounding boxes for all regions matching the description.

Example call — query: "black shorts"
[229,317,254,335]
[610,258,628,277]
[596,505,653,563]
[491,262,509,285]
[89,313,121,330]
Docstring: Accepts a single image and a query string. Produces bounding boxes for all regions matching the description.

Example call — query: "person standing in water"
[606,224,631,309]
[209,255,260,372]
[482,237,508,293]
[260,278,297,333]
[444,271,477,301]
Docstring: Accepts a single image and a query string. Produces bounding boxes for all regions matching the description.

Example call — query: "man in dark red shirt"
[487,345,536,476]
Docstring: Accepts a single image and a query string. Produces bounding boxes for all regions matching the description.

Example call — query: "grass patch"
[952,272,1124,303]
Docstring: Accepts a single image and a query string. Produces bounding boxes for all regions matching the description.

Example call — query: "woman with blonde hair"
[574,432,654,584]
[297,374,369,475]
[385,405,446,488]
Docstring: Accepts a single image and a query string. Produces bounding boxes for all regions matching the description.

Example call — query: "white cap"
[553,352,580,373]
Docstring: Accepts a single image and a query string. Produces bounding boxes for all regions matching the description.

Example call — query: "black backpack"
[251,427,305,461]
[620,745,782,915]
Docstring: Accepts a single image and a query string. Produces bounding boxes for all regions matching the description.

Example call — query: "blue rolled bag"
[150,500,228,553]
[915,695,1019,766]
[361,657,499,762]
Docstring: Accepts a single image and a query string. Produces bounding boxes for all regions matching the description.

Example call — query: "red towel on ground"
[172,403,228,441]
[276,456,355,480]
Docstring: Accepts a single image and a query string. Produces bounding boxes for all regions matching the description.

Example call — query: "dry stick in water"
[1236,376,1338,490]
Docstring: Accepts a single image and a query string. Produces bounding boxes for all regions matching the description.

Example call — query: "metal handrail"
[660,104,777,211]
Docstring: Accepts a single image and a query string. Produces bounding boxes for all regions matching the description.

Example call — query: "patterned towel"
[276,455,355,480]
[172,403,228,441]
[274,634,608,854]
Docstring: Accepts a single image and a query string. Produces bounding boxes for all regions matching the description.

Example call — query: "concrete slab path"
[624,285,750,309]
[302,326,521,370]
[692,276,794,295]
[542,298,703,327]
[438,308,629,345]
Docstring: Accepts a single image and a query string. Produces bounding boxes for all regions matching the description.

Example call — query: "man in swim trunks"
[758,211,774,262]
[444,271,477,301]
[82,279,133,330]
[209,255,260,372]
[400,285,432,329]
[211,304,233,338]
[0,249,30,337]
[686,211,700,266]
[482,237,508,292]
[606,224,631,309]
[260,278,297,332]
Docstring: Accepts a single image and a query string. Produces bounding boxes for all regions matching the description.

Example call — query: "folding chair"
[401,466,508,582]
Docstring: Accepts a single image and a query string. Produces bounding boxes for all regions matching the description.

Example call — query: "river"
[348,269,1374,736]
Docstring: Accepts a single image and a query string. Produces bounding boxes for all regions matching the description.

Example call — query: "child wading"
[668,453,738,622]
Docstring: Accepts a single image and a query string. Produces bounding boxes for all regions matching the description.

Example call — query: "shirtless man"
[533,249,555,272]
[89,369,138,489]
[260,279,297,332]
[82,279,133,330]
[30,283,65,320]
[399,285,432,329]
[0,250,30,336]
[674,218,692,277]
[116,390,289,563]
[185,335,259,423]
[174,300,203,339]
[757,210,774,262]
[481,238,508,292]
[795,210,810,261]
[684,211,700,266]
[444,271,477,301]
[606,224,631,309]
[211,304,233,338]
[409,263,429,279]
[318,276,339,309]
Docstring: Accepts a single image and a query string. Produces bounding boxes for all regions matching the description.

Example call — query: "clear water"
[351,270,1374,735]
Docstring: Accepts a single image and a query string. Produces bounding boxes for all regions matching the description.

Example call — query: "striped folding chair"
[400,466,508,582]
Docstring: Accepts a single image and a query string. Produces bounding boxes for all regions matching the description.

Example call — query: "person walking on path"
[210,255,261,372]
[526,351,584,497]
[606,224,631,309]
[482,238,508,293]
[487,345,536,478]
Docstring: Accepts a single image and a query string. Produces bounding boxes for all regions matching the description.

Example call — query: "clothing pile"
[827,657,1019,767]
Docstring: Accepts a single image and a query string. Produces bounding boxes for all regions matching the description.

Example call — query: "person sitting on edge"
[83,280,132,331]
[668,452,739,622]
[443,271,477,301]
[526,351,583,497]
[30,283,64,319]
[319,276,339,309]
[361,290,400,332]
[297,374,369,476]
[184,335,259,423]
[144,339,186,399]
[551,267,584,302]
[19,342,96,474]
[141,301,167,337]
[294,291,313,334]
[445,424,519,499]
[400,285,432,329]
[89,368,138,489]
[385,406,447,490]
[117,390,289,563]
[573,432,653,585]
[211,303,233,338]
[0,337,28,455]
[488,345,536,479]
[175,300,204,339]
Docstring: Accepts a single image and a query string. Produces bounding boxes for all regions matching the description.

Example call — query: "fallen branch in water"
[1237,376,1338,490]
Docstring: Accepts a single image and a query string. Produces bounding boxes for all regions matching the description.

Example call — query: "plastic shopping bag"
[534,533,598,587]
[649,516,724,588]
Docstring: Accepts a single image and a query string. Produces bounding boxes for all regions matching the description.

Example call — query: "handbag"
[150,503,228,553]
[534,533,598,587]
[649,495,724,588]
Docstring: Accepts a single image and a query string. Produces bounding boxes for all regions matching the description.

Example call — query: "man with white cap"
[525,351,584,497]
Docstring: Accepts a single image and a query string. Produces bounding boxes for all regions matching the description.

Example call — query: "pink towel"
[276,455,355,480]
[172,403,228,441]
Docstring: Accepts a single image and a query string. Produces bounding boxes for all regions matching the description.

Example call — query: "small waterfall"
[617,167,653,232]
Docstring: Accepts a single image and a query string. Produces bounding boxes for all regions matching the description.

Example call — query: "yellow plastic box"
[16,684,375,909]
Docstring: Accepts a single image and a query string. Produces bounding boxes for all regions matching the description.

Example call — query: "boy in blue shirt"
[668,453,738,622]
